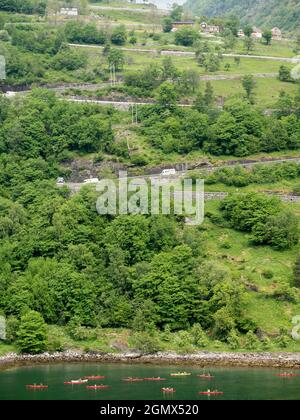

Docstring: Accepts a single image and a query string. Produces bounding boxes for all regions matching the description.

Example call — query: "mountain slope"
[184,0,300,32]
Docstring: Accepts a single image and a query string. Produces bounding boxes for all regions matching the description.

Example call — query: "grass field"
[203,179,300,195]
[209,77,298,108]
[71,44,300,108]
[0,343,15,356]
[90,0,156,9]
[231,38,297,58]
[92,8,163,24]
[119,50,291,73]
[203,199,300,337]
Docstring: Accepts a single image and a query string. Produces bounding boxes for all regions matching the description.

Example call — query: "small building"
[237,29,245,38]
[200,22,220,34]
[59,7,78,17]
[172,21,195,30]
[251,27,262,39]
[134,0,154,4]
[272,27,282,41]
[207,25,220,34]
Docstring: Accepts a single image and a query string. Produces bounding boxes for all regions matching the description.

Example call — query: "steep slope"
[184,0,300,32]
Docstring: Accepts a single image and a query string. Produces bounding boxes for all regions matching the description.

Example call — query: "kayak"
[64,379,88,385]
[170,372,191,377]
[123,377,144,382]
[144,377,166,381]
[86,385,109,390]
[84,375,106,380]
[275,373,298,377]
[26,385,48,389]
[199,391,223,395]
[162,387,176,393]
[197,374,214,379]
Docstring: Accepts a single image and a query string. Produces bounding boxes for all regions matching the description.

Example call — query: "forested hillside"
[1,5,300,356]
[0,0,46,15]
[184,0,300,32]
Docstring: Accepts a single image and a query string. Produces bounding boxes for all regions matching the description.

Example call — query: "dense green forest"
[138,88,300,157]
[184,0,300,33]
[0,89,300,354]
[1,6,300,356]
[0,0,46,15]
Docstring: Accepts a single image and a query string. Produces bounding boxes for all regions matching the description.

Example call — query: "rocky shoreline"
[1,350,300,371]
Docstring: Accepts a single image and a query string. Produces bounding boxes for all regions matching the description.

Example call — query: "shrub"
[16,311,47,354]
[261,336,272,350]
[47,339,65,352]
[174,330,194,353]
[131,331,161,354]
[255,211,299,250]
[244,331,261,350]
[93,152,104,164]
[0,29,9,41]
[293,184,300,196]
[227,329,241,350]
[220,240,231,249]
[292,254,300,288]
[111,25,127,46]
[213,307,236,341]
[52,47,87,71]
[279,65,293,82]
[274,328,290,349]
[271,282,298,303]
[68,326,97,341]
[130,154,149,166]
[262,269,274,279]
[175,28,199,46]
[5,316,19,343]
[190,323,209,347]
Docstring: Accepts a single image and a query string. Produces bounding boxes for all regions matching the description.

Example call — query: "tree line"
[0,0,46,15]
[136,87,300,157]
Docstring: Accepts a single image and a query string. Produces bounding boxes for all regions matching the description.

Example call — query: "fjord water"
[0,363,300,400]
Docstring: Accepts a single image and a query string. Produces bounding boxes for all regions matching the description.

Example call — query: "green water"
[0,363,299,400]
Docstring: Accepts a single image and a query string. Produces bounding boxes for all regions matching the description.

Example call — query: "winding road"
[64,181,300,203]
[64,156,300,203]
[69,43,300,63]
[89,5,169,14]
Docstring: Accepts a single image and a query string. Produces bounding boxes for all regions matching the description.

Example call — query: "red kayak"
[199,391,224,395]
[26,385,48,389]
[123,377,144,382]
[84,376,106,380]
[162,387,176,393]
[275,373,298,377]
[86,385,109,390]
[144,377,166,381]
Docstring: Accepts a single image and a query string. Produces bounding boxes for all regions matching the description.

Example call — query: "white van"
[161,168,176,176]
[83,178,99,184]
[56,177,65,185]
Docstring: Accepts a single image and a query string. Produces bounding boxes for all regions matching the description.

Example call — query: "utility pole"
[110,64,116,87]
[131,104,138,124]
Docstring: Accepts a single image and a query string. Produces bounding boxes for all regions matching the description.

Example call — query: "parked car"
[161,168,176,176]
[83,178,99,184]
[56,177,65,185]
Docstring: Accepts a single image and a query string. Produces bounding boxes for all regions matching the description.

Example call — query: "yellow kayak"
[170,372,192,377]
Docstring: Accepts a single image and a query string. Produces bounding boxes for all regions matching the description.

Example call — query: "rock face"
[62,159,128,182]
[1,351,300,370]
